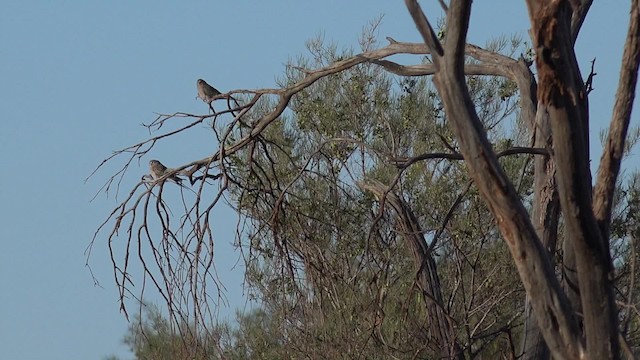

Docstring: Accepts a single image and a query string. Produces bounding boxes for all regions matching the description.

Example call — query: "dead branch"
[593,0,640,241]
[407,0,584,358]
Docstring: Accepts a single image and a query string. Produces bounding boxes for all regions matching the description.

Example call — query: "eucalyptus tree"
[91,1,640,359]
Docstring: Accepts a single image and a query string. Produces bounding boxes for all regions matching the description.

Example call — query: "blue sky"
[0,1,637,359]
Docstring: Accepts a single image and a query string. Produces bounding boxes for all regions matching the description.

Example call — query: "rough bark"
[405,0,584,358]
[510,2,595,357]
[520,108,559,360]
[526,1,619,358]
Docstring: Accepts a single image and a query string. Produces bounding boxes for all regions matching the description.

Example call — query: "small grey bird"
[197,79,222,104]
[149,160,183,185]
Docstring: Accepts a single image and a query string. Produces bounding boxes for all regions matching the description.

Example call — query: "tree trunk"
[520,106,558,360]
[526,1,620,358]
[406,0,585,358]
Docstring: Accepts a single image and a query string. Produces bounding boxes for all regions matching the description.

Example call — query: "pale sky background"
[0,1,637,359]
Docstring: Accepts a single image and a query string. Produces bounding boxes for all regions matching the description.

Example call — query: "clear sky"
[0,1,637,359]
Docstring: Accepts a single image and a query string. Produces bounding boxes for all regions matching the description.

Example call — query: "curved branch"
[393,147,549,169]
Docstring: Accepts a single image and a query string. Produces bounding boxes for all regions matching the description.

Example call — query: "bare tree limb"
[570,0,593,42]
[593,0,640,240]
[357,179,463,359]
[527,0,620,358]
[408,0,584,358]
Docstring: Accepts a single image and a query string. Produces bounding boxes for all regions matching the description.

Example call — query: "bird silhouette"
[149,160,183,185]
[197,79,222,104]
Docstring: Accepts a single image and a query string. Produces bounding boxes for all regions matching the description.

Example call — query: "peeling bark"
[406,0,585,358]
[526,1,620,358]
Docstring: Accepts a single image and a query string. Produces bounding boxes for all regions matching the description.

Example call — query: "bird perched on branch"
[197,79,222,104]
[149,160,183,185]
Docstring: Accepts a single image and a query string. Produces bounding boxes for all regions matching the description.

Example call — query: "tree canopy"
[92,1,640,359]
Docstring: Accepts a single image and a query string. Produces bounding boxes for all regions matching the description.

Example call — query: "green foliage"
[112,26,640,359]
[122,305,224,360]
[218,30,533,358]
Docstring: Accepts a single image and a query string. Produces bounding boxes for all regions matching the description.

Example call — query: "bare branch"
[527,0,620,357]
[392,147,549,169]
[593,0,640,240]
[570,0,593,42]
[408,0,585,357]
[405,0,444,65]
[357,179,463,359]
